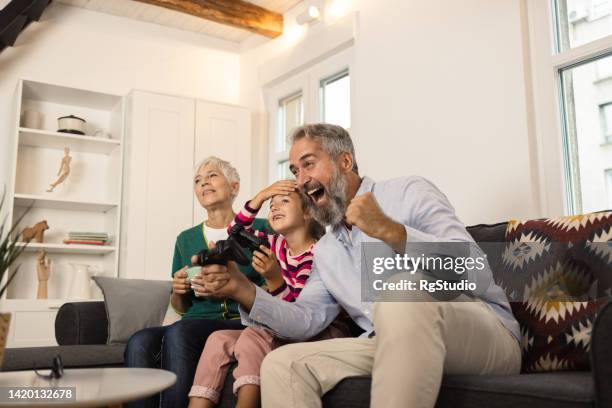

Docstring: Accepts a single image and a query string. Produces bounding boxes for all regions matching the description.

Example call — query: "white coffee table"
[0,367,176,407]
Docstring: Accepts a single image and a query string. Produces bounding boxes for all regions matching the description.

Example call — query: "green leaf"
[0,187,31,295]
[0,265,21,299]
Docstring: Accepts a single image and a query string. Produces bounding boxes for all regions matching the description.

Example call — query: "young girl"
[188,180,346,408]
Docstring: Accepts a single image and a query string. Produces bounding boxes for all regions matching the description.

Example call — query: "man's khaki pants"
[260,298,521,408]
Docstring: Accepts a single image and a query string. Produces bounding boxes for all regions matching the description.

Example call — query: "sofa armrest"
[55,301,108,345]
[592,300,612,408]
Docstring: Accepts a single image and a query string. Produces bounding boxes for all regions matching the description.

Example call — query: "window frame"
[265,74,309,183]
[594,56,612,81]
[588,0,612,21]
[319,68,351,128]
[277,91,304,154]
[264,47,353,183]
[527,0,612,215]
[606,167,612,207]
[599,101,612,141]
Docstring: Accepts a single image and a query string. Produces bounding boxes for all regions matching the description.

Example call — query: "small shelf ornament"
[47,147,72,193]
[36,250,52,300]
[21,220,49,243]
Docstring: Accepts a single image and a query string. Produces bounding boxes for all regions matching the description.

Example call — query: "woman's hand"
[171,266,192,314]
[252,246,282,280]
[250,180,297,209]
[194,262,245,298]
[191,267,228,298]
[190,241,225,298]
[172,266,190,295]
[187,261,258,312]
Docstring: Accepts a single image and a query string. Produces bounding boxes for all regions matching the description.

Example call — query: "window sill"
[593,75,612,84]
[600,139,612,147]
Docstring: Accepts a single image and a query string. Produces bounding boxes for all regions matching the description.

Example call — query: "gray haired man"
[200,124,521,408]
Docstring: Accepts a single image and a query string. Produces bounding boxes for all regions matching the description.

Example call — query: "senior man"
[197,124,521,408]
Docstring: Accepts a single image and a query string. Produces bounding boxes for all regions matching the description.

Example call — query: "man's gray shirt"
[240,176,520,342]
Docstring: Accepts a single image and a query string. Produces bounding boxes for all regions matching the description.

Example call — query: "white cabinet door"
[194,101,252,224]
[2,299,65,348]
[121,91,195,281]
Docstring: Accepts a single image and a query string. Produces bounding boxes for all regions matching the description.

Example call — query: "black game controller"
[194,224,270,266]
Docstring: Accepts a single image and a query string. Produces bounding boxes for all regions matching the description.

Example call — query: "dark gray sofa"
[2,221,611,408]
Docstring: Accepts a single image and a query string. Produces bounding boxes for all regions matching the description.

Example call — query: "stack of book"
[63,232,110,246]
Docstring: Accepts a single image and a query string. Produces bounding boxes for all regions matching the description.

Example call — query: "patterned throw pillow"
[498,212,612,373]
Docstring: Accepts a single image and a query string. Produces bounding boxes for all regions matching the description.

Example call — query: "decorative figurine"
[36,250,52,299]
[47,147,72,192]
[21,220,49,243]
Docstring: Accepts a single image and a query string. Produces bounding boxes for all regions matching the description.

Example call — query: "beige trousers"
[260,299,521,408]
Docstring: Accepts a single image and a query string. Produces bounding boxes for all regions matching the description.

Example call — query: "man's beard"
[302,169,347,227]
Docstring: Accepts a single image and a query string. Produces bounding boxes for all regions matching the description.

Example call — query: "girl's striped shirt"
[228,201,314,302]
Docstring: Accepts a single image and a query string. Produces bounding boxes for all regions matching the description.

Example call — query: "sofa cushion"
[466,222,509,282]
[1,344,125,372]
[592,301,612,408]
[93,277,172,344]
[320,372,594,408]
[55,301,108,345]
[500,212,612,372]
[466,222,508,243]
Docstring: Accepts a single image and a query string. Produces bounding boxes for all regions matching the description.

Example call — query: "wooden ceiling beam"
[133,0,283,38]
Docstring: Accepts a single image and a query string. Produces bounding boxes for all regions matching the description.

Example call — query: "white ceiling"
[55,0,302,43]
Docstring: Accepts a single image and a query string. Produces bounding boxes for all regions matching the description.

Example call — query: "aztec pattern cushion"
[497,212,612,373]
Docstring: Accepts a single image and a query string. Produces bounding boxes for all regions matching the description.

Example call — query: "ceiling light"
[328,0,351,20]
[296,6,321,25]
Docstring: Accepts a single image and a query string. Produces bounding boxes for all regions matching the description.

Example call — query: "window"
[269,92,304,182]
[589,0,611,20]
[320,69,351,129]
[528,1,612,215]
[277,160,292,180]
[607,169,612,207]
[555,0,612,213]
[596,56,612,79]
[265,48,352,182]
[278,92,303,154]
[557,0,612,50]
[600,102,612,140]
[558,1,612,213]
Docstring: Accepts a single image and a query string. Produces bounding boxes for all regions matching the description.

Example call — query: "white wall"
[240,0,539,225]
[1,1,541,225]
[0,3,241,189]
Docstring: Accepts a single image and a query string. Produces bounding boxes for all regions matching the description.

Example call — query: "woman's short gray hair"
[290,124,359,174]
[195,156,240,200]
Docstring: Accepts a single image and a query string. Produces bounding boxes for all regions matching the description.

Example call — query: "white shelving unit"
[16,243,117,255]
[1,79,125,347]
[14,194,118,212]
[18,128,121,155]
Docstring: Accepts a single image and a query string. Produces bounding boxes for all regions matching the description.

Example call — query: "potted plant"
[0,189,29,365]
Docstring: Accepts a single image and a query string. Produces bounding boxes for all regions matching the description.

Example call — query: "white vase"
[68,264,101,299]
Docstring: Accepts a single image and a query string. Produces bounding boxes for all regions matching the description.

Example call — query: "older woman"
[124,157,268,408]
